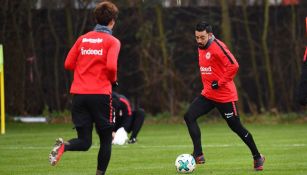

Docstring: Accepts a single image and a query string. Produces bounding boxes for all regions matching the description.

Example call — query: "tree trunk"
[241,0,264,112]
[47,9,61,111]
[155,4,175,115]
[12,3,26,114]
[262,0,275,108]
[26,1,45,109]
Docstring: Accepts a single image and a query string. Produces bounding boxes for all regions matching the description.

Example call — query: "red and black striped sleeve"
[214,39,239,86]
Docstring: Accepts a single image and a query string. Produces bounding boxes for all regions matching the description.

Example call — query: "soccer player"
[183,22,265,171]
[112,92,145,144]
[48,2,120,175]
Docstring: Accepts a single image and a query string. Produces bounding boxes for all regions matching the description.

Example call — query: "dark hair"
[195,21,213,33]
[94,1,119,26]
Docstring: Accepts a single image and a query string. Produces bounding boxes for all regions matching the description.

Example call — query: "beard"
[198,43,206,49]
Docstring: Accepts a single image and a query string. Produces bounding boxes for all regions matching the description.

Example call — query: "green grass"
[0,122,307,175]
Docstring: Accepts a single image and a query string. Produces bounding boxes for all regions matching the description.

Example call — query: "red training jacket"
[304,47,307,62]
[198,37,239,102]
[65,31,120,95]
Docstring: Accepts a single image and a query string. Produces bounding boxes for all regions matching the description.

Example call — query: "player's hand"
[211,80,218,89]
[112,81,118,89]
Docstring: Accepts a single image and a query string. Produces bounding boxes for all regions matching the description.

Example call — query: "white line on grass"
[0,143,305,150]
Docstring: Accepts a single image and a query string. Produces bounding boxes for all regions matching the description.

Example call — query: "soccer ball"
[175,154,196,173]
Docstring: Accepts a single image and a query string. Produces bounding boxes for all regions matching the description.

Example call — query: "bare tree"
[241,0,264,112]
[262,0,275,109]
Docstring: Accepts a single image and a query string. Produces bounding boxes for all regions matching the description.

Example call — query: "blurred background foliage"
[0,0,306,116]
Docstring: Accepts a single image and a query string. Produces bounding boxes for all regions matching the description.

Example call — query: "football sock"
[226,117,260,158]
[184,113,203,156]
[96,170,105,175]
[97,127,113,172]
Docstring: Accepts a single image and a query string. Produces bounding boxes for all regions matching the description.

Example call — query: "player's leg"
[88,94,113,175]
[64,126,93,151]
[183,96,214,163]
[66,94,94,151]
[96,126,113,175]
[128,108,145,143]
[216,101,264,170]
[49,94,93,166]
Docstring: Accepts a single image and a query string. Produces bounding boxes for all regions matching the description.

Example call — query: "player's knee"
[81,140,92,151]
[184,112,194,124]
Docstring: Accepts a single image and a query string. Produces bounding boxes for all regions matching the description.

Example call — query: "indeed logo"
[82,38,103,43]
[200,66,212,74]
[81,47,103,56]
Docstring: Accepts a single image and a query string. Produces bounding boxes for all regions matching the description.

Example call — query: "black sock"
[184,113,203,156]
[97,127,113,172]
[226,118,260,159]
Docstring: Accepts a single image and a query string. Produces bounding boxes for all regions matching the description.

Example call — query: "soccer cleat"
[192,153,205,164]
[128,138,137,144]
[49,138,65,166]
[254,154,265,171]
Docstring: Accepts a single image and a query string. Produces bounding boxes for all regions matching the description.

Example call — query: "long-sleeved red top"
[198,37,239,102]
[304,47,307,62]
[65,31,120,95]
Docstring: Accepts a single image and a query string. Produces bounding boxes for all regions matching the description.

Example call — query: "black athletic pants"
[125,109,145,140]
[184,95,261,160]
[64,94,113,173]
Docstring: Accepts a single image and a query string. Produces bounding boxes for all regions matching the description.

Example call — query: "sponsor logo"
[205,52,211,59]
[200,66,212,74]
[225,112,233,118]
[81,47,103,56]
[82,38,103,43]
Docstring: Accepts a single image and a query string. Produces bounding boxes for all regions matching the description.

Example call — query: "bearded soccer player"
[48,2,120,175]
[183,22,265,171]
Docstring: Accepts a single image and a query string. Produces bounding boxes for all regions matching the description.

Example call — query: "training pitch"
[0,122,306,175]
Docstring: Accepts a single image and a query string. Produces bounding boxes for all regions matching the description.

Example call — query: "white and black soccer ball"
[175,154,196,173]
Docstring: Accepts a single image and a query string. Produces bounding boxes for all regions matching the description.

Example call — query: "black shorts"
[71,94,113,130]
[187,95,239,120]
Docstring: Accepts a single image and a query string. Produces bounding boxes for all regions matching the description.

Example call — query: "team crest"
[205,52,211,59]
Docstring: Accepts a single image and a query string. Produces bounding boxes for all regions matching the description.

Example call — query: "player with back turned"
[183,21,265,171]
[48,1,120,175]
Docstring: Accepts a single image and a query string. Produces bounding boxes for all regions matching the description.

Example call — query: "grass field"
[0,122,307,175]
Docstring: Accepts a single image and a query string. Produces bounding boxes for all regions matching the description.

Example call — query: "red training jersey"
[65,31,120,95]
[198,37,239,102]
[304,47,307,62]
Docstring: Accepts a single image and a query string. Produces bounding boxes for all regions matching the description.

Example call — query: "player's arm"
[64,37,82,70]
[303,47,307,63]
[119,97,132,131]
[106,39,121,83]
[216,48,239,87]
